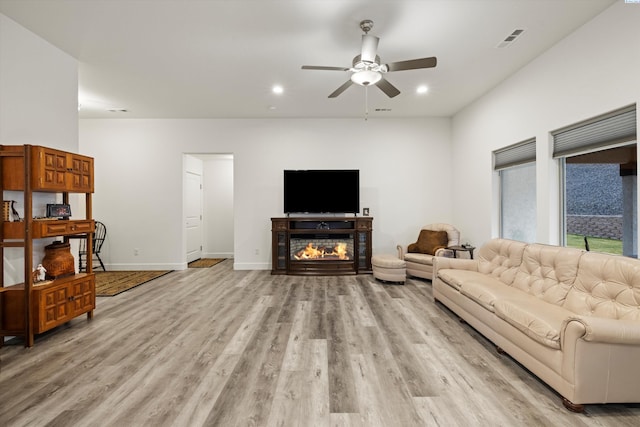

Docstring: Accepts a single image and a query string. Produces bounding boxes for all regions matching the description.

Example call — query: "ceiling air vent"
[496,29,525,48]
[374,108,392,112]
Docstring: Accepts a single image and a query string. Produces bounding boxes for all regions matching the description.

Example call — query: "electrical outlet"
[255,248,260,255]
[134,248,139,256]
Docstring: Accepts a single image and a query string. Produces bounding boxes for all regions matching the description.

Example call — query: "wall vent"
[497,29,525,48]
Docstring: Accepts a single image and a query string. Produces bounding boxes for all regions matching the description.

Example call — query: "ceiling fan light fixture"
[351,70,381,86]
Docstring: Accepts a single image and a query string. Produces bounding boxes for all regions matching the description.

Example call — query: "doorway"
[183,153,234,266]
[185,155,203,263]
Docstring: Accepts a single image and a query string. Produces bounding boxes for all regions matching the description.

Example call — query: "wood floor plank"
[349,353,389,427]
[326,282,359,413]
[281,301,312,371]
[268,339,330,426]
[309,283,327,339]
[357,277,438,397]
[1,265,639,426]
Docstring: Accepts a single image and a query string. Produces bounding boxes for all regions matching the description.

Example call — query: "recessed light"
[272,85,283,94]
[417,85,428,94]
[268,105,277,110]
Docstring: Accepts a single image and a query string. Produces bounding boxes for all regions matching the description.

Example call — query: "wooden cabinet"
[0,145,96,347]
[2,274,95,334]
[1,145,94,192]
[271,217,373,275]
[35,274,94,333]
[3,219,94,239]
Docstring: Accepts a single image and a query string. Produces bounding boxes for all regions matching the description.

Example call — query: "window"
[494,139,536,242]
[553,106,637,257]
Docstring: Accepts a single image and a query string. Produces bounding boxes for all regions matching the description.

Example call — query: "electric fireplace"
[290,234,355,261]
[271,217,373,275]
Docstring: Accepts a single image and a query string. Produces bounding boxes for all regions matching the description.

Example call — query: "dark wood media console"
[271,217,373,275]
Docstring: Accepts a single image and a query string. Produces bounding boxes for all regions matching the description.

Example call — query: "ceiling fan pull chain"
[364,85,369,121]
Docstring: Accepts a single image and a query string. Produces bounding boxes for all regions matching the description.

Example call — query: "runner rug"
[95,271,172,296]
[188,258,225,268]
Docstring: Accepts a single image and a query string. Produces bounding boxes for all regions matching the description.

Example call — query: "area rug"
[95,271,172,296]
[188,258,225,268]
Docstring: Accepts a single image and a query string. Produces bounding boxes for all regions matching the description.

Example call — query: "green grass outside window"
[566,234,622,255]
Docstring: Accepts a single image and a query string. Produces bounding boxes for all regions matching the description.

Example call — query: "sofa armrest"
[564,316,640,345]
[434,247,454,258]
[433,256,478,277]
[396,244,404,259]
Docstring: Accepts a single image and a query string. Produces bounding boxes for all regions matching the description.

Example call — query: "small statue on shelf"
[34,264,47,282]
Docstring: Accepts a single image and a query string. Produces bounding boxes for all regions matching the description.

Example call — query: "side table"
[447,245,476,259]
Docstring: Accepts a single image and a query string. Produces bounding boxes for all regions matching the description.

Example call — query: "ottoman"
[372,254,406,284]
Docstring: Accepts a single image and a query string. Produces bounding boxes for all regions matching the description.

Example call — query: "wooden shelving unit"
[0,145,96,347]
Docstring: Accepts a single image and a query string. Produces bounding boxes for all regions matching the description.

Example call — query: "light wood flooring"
[1,260,639,426]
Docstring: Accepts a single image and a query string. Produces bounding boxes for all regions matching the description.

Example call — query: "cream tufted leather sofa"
[433,238,640,412]
[397,223,461,280]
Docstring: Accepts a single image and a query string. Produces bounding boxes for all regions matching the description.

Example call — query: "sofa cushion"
[408,229,449,255]
[565,252,640,320]
[404,252,435,266]
[437,269,494,292]
[511,244,581,306]
[476,239,527,285]
[493,297,574,349]
[459,279,533,312]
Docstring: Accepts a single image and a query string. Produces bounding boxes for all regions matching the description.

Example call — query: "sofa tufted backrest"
[512,244,582,305]
[564,252,640,320]
[422,223,460,248]
[477,239,527,285]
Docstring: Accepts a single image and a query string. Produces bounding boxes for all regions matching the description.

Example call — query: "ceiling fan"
[301,19,437,98]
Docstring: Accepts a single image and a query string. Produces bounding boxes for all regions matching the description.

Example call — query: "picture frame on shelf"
[46,203,72,219]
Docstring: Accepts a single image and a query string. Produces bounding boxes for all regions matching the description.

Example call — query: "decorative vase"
[42,241,75,279]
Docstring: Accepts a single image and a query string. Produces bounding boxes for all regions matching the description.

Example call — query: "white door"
[185,169,203,263]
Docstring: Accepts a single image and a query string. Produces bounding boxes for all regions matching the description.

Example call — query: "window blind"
[553,105,636,158]
[494,138,536,170]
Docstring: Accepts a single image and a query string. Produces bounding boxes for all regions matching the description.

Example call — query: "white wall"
[451,2,640,248]
[199,154,234,259]
[1,13,79,285]
[79,118,452,270]
[0,14,78,151]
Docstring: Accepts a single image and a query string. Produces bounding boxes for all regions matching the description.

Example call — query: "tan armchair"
[397,223,460,280]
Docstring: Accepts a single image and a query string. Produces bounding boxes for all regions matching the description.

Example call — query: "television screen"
[284,170,359,214]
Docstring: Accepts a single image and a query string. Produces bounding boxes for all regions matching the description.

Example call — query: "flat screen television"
[284,169,359,214]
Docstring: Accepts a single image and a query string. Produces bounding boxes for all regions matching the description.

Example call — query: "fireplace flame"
[294,242,350,260]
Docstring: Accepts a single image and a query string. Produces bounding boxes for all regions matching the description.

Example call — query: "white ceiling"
[0,0,616,119]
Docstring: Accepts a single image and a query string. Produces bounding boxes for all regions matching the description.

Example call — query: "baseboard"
[105,262,184,271]
[233,262,270,270]
[203,252,234,258]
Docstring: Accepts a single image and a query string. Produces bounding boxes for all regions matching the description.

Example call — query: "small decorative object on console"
[34,264,47,282]
[41,241,75,279]
[46,203,72,219]
[4,200,21,221]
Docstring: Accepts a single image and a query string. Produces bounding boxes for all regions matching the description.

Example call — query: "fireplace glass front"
[290,233,355,261]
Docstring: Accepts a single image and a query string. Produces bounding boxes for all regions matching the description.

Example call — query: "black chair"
[79,221,107,271]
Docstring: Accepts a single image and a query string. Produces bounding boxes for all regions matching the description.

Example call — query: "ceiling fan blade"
[360,34,379,63]
[376,77,401,98]
[302,65,350,71]
[385,57,437,72]
[328,80,354,98]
